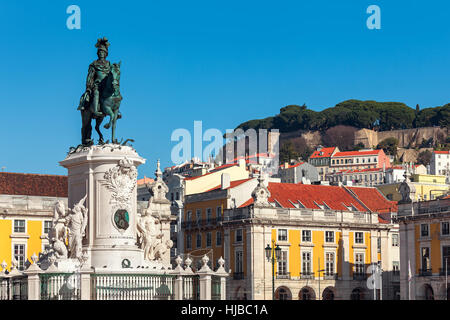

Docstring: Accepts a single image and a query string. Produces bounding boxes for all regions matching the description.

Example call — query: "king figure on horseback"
[78,37,122,146]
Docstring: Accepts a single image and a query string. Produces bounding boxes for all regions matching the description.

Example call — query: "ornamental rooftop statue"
[78,37,123,146]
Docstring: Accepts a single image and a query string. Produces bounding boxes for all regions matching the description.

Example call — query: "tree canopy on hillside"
[236,100,449,133]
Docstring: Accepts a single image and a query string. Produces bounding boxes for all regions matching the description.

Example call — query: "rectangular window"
[186,211,192,222]
[14,220,25,233]
[235,251,243,273]
[206,232,212,247]
[355,253,365,275]
[216,231,222,246]
[278,251,288,276]
[442,222,449,236]
[13,244,26,271]
[325,231,334,243]
[421,224,429,237]
[302,230,311,242]
[44,221,52,234]
[443,246,450,272]
[206,208,212,224]
[421,247,430,270]
[278,229,288,242]
[236,229,243,242]
[196,209,201,224]
[186,234,192,250]
[216,206,222,221]
[392,234,399,246]
[325,252,334,276]
[302,251,311,275]
[355,232,364,244]
[196,233,202,248]
[393,261,400,275]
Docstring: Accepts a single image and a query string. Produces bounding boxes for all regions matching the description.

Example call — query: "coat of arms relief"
[104,157,137,231]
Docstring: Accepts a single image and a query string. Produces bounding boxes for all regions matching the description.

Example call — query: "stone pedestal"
[60,144,145,270]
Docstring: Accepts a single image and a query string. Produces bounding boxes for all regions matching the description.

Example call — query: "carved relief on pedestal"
[104,156,137,232]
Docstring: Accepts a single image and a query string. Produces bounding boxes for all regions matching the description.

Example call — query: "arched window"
[322,287,335,300]
[424,284,434,300]
[299,286,316,300]
[350,288,364,300]
[275,286,292,300]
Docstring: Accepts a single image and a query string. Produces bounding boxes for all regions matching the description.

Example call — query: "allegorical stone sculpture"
[78,37,123,146]
[136,160,173,263]
[46,200,68,259]
[65,195,88,259]
[137,209,164,261]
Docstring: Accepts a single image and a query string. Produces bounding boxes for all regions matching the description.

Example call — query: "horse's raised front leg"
[103,104,114,130]
[111,109,119,143]
[95,117,104,144]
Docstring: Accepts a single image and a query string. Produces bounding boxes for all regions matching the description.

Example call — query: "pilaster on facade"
[341,229,350,281]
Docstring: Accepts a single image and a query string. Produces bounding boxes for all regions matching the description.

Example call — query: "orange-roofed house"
[330,149,391,172]
[308,146,339,180]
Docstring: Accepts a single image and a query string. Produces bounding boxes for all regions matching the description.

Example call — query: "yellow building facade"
[397,195,450,300]
[0,195,66,271]
[0,172,68,272]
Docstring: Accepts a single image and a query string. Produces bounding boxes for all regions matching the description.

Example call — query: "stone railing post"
[0,261,10,300]
[79,251,93,300]
[214,257,230,300]
[80,270,93,300]
[196,255,214,300]
[23,254,43,300]
[171,256,185,300]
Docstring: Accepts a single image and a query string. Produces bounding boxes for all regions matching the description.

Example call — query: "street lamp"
[265,240,281,300]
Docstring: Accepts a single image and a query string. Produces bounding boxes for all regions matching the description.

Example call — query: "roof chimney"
[221,173,230,190]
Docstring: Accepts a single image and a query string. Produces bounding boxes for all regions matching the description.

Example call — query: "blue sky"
[0,1,449,177]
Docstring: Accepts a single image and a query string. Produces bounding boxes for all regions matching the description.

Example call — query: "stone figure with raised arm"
[65,195,88,259]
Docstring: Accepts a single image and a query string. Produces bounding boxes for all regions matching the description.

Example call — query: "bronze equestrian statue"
[78,37,123,146]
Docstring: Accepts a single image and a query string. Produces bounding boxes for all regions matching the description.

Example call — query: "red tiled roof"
[0,172,67,197]
[309,147,337,159]
[205,178,254,192]
[239,198,254,208]
[237,183,398,219]
[345,186,397,213]
[333,150,381,157]
[266,183,367,211]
